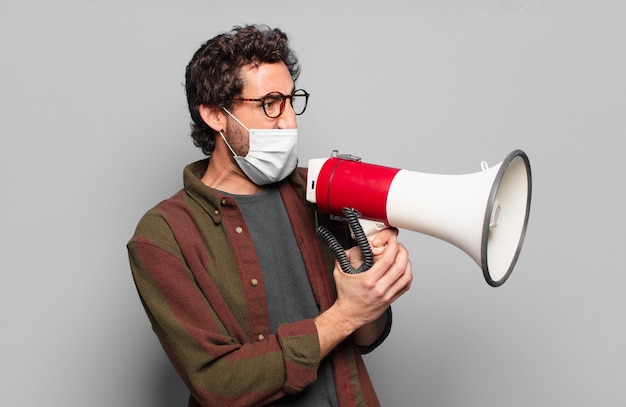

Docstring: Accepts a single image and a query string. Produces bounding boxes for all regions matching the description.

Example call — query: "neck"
[201,143,263,195]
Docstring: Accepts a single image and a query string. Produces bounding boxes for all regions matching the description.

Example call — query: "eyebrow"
[240,87,297,100]
[262,87,296,98]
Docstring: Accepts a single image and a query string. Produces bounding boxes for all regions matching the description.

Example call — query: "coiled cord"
[316,207,374,274]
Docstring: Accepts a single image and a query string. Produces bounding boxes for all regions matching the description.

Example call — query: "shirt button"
[214,209,220,215]
[257,334,265,342]
[250,278,259,286]
[235,226,243,234]
[221,199,227,205]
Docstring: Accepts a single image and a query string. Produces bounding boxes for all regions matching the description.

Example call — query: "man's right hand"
[315,229,412,357]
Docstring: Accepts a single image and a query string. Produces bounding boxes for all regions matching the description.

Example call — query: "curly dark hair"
[185,25,301,155]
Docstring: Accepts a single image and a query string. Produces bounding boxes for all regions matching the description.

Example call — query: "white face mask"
[220,108,298,185]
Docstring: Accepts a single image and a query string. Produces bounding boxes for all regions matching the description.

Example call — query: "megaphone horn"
[306,150,532,287]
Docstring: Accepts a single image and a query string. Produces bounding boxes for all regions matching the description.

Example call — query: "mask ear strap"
[219,131,239,158]
[221,107,250,132]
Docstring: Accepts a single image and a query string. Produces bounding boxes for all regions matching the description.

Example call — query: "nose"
[276,101,298,129]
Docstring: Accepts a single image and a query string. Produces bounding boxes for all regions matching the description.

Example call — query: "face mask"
[220,108,298,185]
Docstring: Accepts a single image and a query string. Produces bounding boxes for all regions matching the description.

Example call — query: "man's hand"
[315,228,412,357]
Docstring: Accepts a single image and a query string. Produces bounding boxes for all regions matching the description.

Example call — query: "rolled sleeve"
[276,319,321,393]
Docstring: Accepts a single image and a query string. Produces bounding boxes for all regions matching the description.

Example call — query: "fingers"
[369,229,412,299]
[380,244,413,298]
[370,227,399,257]
[387,249,413,301]
[346,246,364,269]
[371,232,402,272]
[369,238,412,302]
[331,238,412,328]
[345,227,399,269]
[337,231,412,301]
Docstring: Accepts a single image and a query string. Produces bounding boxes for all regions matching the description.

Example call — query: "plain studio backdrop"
[1,1,624,406]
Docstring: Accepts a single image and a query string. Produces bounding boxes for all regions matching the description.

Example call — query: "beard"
[223,118,250,157]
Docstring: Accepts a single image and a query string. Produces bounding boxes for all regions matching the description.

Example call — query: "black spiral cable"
[316,207,374,274]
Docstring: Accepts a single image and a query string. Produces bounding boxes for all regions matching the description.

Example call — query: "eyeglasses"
[233,89,310,118]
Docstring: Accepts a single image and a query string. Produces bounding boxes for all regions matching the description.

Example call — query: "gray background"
[1,1,624,406]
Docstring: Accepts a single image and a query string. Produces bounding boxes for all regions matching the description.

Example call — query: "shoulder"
[128,190,188,248]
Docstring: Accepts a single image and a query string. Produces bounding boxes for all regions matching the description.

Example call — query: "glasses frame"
[233,89,310,118]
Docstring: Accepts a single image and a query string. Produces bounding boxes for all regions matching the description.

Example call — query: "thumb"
[346,246,364,269]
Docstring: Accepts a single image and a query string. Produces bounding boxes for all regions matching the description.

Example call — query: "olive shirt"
[127,159,390,406]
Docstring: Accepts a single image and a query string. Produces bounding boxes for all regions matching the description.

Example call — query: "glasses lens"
[262,93,285,118]
[291,90,308,115]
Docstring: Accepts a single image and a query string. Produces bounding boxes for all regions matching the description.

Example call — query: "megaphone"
[306,150,532,287]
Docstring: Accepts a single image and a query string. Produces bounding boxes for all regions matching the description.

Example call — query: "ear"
[198,105,227,132]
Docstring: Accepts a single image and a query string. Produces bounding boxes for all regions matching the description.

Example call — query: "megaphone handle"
[316,208,374,274]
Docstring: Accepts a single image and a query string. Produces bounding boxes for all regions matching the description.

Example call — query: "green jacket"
[128,159,389,406]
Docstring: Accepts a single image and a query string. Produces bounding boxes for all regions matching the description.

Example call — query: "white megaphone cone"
[306,150,532,287]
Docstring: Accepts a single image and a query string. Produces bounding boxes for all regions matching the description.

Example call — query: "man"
[128,25,412,406]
